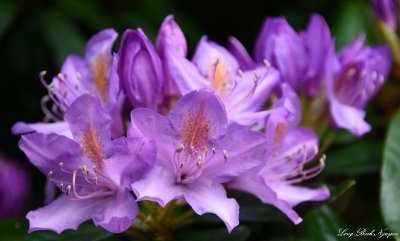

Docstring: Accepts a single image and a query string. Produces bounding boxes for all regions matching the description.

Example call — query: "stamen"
[378,74,385,84]
[223,149,229,162]
[371,71,378,81]
[346,68,356,77]
[360,69,368,78]
[313,145,319,155]
[176,144,185,153]
[47,171,53,179]
[66,185,72,195]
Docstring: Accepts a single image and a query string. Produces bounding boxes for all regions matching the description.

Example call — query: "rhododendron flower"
[13,29,123,137]
[129,89,267,232]
[229,84,329,224]
[328,34,391,136]
[18,95,156,233]
[158,16,280,125]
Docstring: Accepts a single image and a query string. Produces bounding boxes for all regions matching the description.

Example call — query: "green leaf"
[0,219,113,241]
[328,180,356,203]
[0,0,17,38]
[324,140,383,175]
[295,205,347,241]
[381,108,400,239]
[174,226,250,241]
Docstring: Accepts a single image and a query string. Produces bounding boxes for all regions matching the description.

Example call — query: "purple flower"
[13,29,123,137]
[0,153,30,219]
[18,95,156,233]
[371,0,398,31]
[158,16,279,125]
[328,34,391,136]
[254,17,307,91]
[118,28,165,111]
[128,89,267,232]
[229,84,329,224]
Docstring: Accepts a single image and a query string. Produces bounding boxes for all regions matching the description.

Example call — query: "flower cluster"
[13,14,390,234]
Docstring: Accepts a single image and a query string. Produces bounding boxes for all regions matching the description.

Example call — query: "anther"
[60,183,64,191]
[93,176,98,184]
[313,145,319,155]
[66,185,72,195]
[346,68,356,77]
[212,147,216,155]
[197,156,203,167]
[360,69,367,78]
[223,150,229,161]
[237,68,243,77]
[371,71,378,81]
[369,83,375,92]
[378,74,385,84]
[47,171,53,179]
[263,59,271,69]
[176,144,185,153]
[59,162,64,168]
[57,73,65,82]
[190,145,195,153]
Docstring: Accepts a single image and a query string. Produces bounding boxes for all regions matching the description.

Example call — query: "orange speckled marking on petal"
[180,103,211,150]
[91,53,108,104]
[80,123,104,166]
[274,123,287,145]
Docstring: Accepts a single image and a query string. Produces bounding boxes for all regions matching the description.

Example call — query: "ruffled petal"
[269,182,330,207]
[184,180,239,233]
[92,190,138,233]
[229,171,302,224]
[12,121,72,138]
[129,108,179,171]
[27,195,100,234]
[131,166,183,207]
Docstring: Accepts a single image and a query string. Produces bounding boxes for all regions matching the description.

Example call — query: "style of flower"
[0,153,30,219]
[158,16,280,125]
[18,94,156,233]
[328,34,391,136]
[229,84,329,224]
[128,89,268,232]
[13,29,123,137]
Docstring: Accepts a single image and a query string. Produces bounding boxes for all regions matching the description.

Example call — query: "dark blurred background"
[0,0,392,240]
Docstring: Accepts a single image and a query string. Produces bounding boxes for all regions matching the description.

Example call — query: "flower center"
[263,144,325,184]
[334,64,385,108]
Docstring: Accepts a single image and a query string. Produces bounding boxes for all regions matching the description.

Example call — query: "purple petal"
[203,123,267,181]
[228,171,302,224]
[85,29,118,105]
[163,43,207,94]
[272,83,301,128]
[303,14,336,96]
[64,94,112,147]
[132,166,183,207]
[118,29,164,110]
[337,34,366,64]
[184,180,239,233]
[156,15,187,96]
[329,98,371,136]
[12,121,72,138]
[92,190,138,233]
[227,36,255,70]
[255,17,306,90]
[168,89,228,142]
[129,108,179,171]
[19,133,83,178]
[269,183,330,207]
[103,137,156,188]
[157,15,187,58]
[27,195,99,234]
